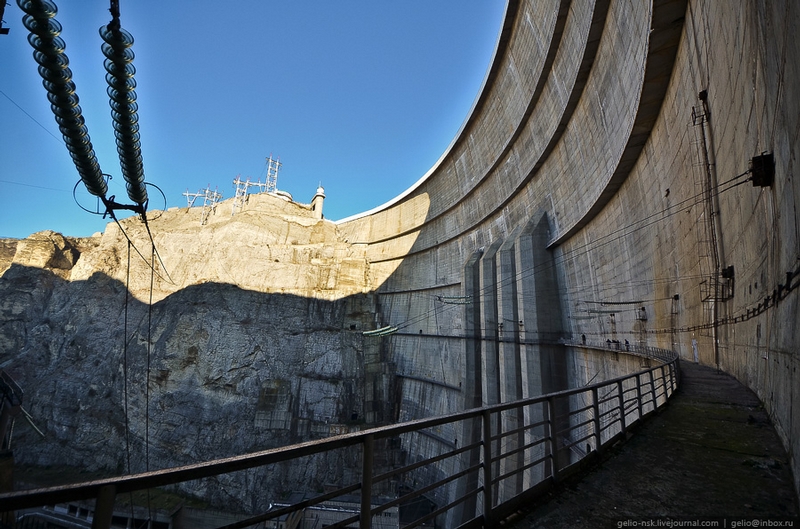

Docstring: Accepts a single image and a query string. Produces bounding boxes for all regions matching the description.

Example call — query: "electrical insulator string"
[17,0,108,198]
[100,9,147,206]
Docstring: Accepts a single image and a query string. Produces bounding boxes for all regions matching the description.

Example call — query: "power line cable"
[0,88,64,145]
[106,212,172,284]
[0,179,68,193]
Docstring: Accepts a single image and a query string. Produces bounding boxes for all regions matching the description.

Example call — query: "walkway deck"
[506,361,798,528]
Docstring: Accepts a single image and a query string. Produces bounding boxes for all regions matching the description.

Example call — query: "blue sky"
[0,1,506,239]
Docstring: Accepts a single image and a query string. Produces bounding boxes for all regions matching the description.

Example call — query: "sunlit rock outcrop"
[0,192,395,508]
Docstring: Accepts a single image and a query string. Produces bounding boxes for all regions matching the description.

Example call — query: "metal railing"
[0,345,679,529]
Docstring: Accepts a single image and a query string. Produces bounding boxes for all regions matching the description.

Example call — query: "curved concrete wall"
[339,0,800,497]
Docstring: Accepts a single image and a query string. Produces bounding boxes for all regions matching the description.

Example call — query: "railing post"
[482,409,493,527]
[649,369,658,412]
[592,387,602,453]
[547,396,559,481]
[616,380,626,436]
[91,484,116,529]
[636,373,643,421]
[360,434,374,529]
[668,361,677,393]
[660,367,668,406]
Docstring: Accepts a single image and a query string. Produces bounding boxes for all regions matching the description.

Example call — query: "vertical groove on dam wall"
[339,0,800,500]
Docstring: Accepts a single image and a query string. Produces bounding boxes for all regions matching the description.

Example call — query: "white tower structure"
[311,185,325,220]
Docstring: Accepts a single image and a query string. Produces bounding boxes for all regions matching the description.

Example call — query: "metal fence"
[0,345,679,529]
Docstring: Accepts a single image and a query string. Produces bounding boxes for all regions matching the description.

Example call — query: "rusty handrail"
[0,345,679,529]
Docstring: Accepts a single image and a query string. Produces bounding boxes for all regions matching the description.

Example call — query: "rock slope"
[0,193,394,510]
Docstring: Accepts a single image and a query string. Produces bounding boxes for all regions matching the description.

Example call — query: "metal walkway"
[505,361,798,528]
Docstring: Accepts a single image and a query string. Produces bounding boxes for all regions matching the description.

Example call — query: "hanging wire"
[123,241,131,472]
[111,220,172,283]
[122,240,137,521]
[144,240,155,523]
[141,209,176,286]
[117,214,166,525]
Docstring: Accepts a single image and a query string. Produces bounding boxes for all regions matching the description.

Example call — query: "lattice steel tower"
[266,155,281,193]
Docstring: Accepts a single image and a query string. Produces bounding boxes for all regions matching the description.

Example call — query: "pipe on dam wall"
[340,0,800,500]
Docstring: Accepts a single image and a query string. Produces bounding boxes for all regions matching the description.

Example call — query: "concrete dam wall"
[1,0,798,514]
[338,0,800,498]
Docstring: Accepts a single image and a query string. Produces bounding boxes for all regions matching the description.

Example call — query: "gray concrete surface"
[336,0,800,505]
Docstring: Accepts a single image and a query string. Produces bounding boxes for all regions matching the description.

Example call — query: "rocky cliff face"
[0,193,394,510]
